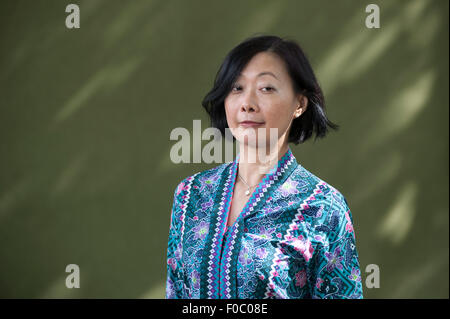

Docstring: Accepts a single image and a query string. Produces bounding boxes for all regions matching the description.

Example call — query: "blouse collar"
[231,147,299,187]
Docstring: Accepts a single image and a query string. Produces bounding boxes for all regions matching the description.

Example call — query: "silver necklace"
[238,173,259,196]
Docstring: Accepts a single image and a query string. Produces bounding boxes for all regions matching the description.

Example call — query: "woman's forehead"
[238,52,288,80]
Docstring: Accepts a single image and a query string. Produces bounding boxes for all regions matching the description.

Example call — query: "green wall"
[0,0,448,298]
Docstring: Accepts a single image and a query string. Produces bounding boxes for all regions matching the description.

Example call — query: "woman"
[165,35,363,299]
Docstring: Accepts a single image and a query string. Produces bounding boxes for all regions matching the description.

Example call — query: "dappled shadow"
[0,0,447,298]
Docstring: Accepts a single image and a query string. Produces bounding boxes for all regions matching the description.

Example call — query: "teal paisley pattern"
[166,148,363,299]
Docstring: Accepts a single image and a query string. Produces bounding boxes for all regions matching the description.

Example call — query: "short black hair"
[201,34,339,145]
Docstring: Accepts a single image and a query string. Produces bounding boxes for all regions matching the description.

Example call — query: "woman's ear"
[294,94,308,118]
[299,94,308,111]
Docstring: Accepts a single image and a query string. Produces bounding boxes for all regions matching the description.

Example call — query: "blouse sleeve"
[308,194,364,299]
[165,180,186,299]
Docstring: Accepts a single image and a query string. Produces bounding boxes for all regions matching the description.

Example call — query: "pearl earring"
[295,104,302,118]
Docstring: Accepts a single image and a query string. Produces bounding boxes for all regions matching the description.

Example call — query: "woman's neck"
[237,143,290,187]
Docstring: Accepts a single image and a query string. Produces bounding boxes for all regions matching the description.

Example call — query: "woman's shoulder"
[172,161,233,198]
[292,163,350,212]
[288,164,356,240]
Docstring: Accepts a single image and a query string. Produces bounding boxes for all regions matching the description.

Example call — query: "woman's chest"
[226,181,258,227]
[181,205,315,298]
[227,194,248,227]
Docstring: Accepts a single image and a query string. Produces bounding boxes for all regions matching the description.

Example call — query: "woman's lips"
[239,121,265,128]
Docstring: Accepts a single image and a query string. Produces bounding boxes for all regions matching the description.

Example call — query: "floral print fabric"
[166,148,363,299]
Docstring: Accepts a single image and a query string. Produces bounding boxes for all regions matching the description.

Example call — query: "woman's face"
[224,51,306,150]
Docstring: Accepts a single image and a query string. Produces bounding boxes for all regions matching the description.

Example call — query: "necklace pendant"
[245,189,250,196]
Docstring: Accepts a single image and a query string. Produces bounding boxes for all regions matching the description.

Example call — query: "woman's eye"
[231,85,275,92]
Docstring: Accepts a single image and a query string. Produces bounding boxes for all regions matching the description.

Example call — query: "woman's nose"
[241,91,259,113]
[241,103,257,112]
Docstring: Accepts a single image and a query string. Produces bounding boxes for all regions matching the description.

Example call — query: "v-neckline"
[201,146,299,299]
[224,147,293,233]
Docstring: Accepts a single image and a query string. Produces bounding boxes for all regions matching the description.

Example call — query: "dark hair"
[201,34,339,145]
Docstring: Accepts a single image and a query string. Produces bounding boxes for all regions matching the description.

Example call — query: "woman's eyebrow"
[257,71,279,80]
[238,71,279,81]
